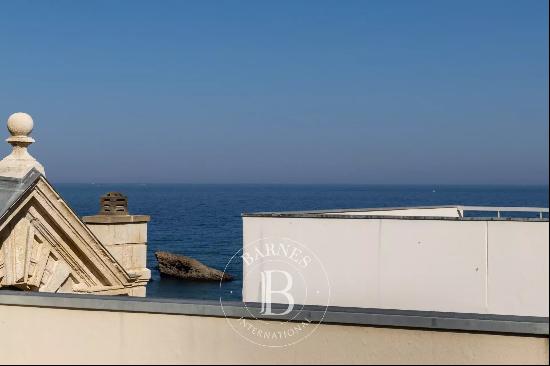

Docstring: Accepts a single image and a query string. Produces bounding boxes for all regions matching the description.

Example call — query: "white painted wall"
[487,221,549,316]
[243,217,549,317]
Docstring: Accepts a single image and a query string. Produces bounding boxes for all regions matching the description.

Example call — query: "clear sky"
[0,0,548,184]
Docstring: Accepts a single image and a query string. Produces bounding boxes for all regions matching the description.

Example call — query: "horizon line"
[50,181,550,187]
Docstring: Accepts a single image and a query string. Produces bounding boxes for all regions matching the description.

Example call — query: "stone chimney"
[82,193,151,297]
[0,112,45,178]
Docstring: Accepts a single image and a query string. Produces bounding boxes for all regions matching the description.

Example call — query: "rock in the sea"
[155,251,233,281]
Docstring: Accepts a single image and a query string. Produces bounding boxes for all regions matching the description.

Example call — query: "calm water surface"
[55,184,549,301]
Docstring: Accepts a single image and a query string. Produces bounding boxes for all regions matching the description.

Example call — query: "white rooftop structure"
[243,205,549,317]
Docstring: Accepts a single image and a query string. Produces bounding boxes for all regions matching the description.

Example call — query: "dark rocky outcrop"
[155,251,233,281]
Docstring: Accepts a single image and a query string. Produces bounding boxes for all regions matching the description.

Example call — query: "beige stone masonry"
[82,213,151,291]
[0,112,151,297]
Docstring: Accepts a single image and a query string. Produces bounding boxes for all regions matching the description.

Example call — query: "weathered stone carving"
[0,113,150,296]
[0,174,149,295]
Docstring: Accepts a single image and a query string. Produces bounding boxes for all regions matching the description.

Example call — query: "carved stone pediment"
[0,175,143,295]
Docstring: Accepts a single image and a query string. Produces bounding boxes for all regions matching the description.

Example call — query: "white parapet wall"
[0,292,547,364]
[242,207,549,317]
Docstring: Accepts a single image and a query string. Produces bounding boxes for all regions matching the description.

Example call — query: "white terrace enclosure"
[242,206,549,317]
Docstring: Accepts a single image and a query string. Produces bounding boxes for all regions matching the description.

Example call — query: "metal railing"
[458,206,549,219]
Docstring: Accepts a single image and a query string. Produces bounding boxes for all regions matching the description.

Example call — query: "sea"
[55,184,549,301]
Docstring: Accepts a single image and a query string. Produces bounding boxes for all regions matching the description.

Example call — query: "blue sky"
[0,0,548,184]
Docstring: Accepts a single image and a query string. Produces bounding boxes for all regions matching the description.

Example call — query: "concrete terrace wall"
[243,217,549,316]
[0,292,548,364]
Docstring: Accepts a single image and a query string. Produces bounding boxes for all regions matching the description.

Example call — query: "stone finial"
[0,112,45,178]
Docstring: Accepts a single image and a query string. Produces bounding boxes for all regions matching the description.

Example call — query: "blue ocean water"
[55,184,548,301]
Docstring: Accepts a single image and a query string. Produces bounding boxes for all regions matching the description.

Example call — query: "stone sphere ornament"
[7,112,34,137]
[0,112,45,178]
